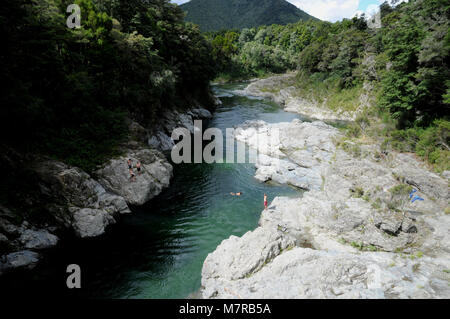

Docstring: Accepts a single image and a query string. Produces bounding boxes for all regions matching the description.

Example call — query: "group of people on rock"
[127,159,142,182]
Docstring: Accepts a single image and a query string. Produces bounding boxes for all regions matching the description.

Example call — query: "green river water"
[0,83,303,298]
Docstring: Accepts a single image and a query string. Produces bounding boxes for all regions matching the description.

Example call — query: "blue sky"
[170,0,392,22]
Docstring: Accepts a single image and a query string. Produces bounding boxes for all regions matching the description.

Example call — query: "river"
[0,83,303,299]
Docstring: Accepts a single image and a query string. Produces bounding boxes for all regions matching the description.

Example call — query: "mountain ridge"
[180,0,318,32]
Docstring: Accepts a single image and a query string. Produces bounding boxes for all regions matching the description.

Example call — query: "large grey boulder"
[19,229,59,249]
[202,195,450,299]
[0,205,60,267]
[33,160,130,238]
[234,119,340,190]
[0,250,40,275]
[203,245,450,299]
[202,227,297,299]
[203,227,296,281]
[0,216,21,237]
[72,208,115,238]
[95,149,173,206]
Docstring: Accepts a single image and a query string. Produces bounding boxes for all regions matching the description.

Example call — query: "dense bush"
[207,0,449,170]
[383,119,450,172]
[378,0,450,128]
[180,0,316,32]
[0,0,216,172]
[1,0,448,173]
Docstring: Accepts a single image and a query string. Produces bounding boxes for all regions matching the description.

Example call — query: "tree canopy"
[1,0,217,171]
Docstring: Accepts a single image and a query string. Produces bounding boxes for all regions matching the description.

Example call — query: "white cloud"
[171,0,410,23]
[171,0,190,5]
[288,0,360,22]
[172,1,360,21]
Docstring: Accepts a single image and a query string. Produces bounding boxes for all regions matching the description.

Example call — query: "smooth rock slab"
[202,226,296,298]
[33,159,130,238]
[19,229,59,249]
[0,250,40,275]
[95,149,173,206]
[234,119,339,190]
[203,247,450,299]
[72,208,115,238]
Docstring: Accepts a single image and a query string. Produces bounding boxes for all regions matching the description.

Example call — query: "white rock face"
[202,113,450,299]
[202,194,450,299]
[242,73,359,121]
[234,119,340,190]
[33,160,130,238]
[72,208,116,238]
[203,227,296,281]
[95,149,173,206]
[204,245,450,299]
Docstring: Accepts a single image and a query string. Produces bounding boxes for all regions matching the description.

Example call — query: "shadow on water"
[0,82,302,299]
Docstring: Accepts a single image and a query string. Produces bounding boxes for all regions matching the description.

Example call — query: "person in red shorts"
[264,194,268,210]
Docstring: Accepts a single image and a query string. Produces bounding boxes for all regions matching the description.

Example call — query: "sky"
[170,0,398,22]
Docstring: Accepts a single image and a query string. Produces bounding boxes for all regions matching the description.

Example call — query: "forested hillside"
[1,0,448,173]
[208,0,450,172]
[180,0,316,32]
[1,0,216,171]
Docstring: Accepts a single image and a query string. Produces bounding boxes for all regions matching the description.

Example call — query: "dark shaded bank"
[0,0,220,280]
[0,83,300,299]
[0,0,216,173]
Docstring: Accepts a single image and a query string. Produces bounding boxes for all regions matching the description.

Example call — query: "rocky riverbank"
[201,78,450,299]
[0,105,214,275]
[239,72,366,122]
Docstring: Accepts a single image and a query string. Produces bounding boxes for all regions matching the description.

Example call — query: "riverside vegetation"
[1,0,216,173]
[207,0,449,173]
[0,0,217,272]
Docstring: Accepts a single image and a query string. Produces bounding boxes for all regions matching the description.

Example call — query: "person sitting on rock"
[129,168,136,182]
[136,161,142,175]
